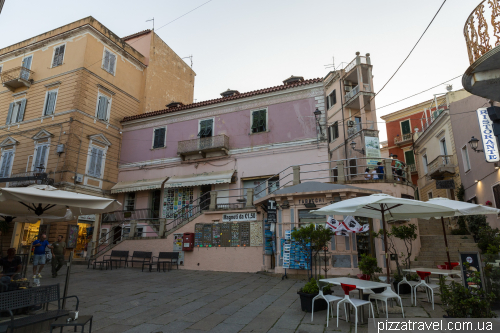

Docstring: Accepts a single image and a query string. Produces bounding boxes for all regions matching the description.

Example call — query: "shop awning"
[111,177,167,194]
[164,170,235,188]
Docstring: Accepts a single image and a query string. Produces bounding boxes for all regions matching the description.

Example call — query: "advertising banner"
[365,136,381,166]
[476,108,500,162]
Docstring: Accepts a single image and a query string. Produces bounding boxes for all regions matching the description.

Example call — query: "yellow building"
[0,17,195,256]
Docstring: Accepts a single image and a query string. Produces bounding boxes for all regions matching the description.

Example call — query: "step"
[419,243,479,250]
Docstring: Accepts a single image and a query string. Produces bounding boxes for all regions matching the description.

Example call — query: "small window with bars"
[152,127,166,149]
[52,45,65,67]
[251,109,267,133]
[102,49,117,75]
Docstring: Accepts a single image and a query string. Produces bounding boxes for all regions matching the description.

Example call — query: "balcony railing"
[102,208,159,223]
[345,85,359,102]
[7,171,49,187]
[408,164,417,173]
[177,134,229,159]
[394,133,413,145]
[344,56,367,73]
[464,0,500,65]
[427,155,456,179]
[1,66,34,91]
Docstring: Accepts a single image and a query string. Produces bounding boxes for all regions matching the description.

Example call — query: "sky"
[0,0,477,142]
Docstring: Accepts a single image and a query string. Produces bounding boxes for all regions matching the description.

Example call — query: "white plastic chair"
[397,274,419,305]
[337,283,375,333]
[414,271,440,310]
[311,281,342,327]
[369,288,405,318]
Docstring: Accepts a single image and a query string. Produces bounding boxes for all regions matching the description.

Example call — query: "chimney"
[166,101,184,109]
[283,75,304,85]
[220,89,240,98]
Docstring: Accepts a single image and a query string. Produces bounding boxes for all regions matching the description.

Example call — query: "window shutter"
[6,102,14,125]
[39,145,47,171]
[88,147,97,177]
[97,96,108,120]
[56,45,65,66]
[153,128,165,148]
[332,90,337,105]
[45,91,57,116]
[109,53,116,74]
[17,99,27,122]
[95,149,103,178]
[327,126,332,143]
[34,145,47,171]
[103,51,110,71]
[3,152,13,177]
[0,152,8,177]
[22,56,32,70]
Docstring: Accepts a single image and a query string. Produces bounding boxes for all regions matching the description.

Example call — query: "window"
[251,109,267,133]
[427,191,433,200]
[43,90,58,116]
[0,150,14,178]
[327,90,336,109]
[440,138,449,163]
[99,228,109,244]
[6,99,27,125]
[21,55,32,80]
[198,119,213,138]
[87,146,105,178]
[422,154,428,174]
[32,144,49,172]
[152,127,166,149]
[462,145,471,172]
[400,120,411,135]
[151,190,161,218]
[136,227,144,237]
[95,93,111,121]
[124,193,135,211]
[404,150,415,166]
[102,49,116,75]
[493,183,500,208]
[354,117,362,131]
[329,122,339,142]
[298,210,325,226]
[52,45,65,67]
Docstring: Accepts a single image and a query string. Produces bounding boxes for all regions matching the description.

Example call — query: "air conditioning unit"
[345,86,352,92]
[75,174,83,183]
[347,120,355,127]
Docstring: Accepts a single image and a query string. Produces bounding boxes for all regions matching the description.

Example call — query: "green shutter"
[401,120,411,135]
[404,150,415,165]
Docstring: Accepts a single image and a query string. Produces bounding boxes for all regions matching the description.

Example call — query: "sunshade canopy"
[164,170,235,188]
[426,197,500,217]
[312,193,457,219]
[111,177,166,194]
[0,185,122,219]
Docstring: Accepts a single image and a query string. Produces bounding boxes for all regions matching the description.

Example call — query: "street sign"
[476,108,500,162]
[436,179,455,189]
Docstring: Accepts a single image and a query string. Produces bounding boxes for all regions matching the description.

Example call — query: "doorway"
[113,226,122,244]
[200,185,212,210]
[151,190,161,218]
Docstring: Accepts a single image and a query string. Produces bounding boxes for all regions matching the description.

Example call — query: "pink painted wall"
[120,97,318,164]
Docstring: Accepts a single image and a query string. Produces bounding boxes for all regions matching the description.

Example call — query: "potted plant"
[485,200,493,207]
[358,254,383,296]
[297,276,333,312]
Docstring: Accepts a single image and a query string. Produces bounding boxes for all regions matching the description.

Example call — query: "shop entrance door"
[151,190,161,218]
[200,185,211,210]
[113,226,122,244]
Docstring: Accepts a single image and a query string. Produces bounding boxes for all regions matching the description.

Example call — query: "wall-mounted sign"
[267,200,277,224]
[78,214,96,222]
[297,197,326,205]
[222,212,257,222]
[365,136,382,166]
[436,179,455,189]
[476,108,500,162]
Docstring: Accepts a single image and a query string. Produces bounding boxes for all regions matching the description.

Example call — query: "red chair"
[414,271,439,309]
[356,274,370,281]
[337,283,375,333]
[436,265,447,269]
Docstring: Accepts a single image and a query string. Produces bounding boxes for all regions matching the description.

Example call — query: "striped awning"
[111,177,167,194]
[164,170,235,188]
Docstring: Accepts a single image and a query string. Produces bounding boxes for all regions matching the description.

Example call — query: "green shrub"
[300,276,331,295]
[358,254,382,280]
[477,226,500,253]
[467,215,488,236]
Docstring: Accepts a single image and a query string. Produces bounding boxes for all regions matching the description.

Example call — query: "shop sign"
[476,108,500,162]
[297,197,326,205]
[222,212,257,222]
[78,214,95,222]
[436,179,455,189]
[267,200,277,224]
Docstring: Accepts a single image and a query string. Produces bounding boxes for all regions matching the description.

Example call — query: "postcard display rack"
[281,230,310,279]
[194,222,262,248]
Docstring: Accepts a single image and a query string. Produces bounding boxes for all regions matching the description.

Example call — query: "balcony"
[344,56,368,74]
[1,66,34,91]
[4,171,52,187]
[462,0,500,101]
[427,155,456,180]
[177,134,229,161]
[394,133,413,146]
[408,164,417,173]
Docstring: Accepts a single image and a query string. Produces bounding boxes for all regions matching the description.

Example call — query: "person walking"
[51,235,66,278]
[32,233,51,278]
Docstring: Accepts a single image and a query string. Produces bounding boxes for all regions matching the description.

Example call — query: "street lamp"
[350,141,365,155]
[468,136,484,153]
[313,108,323,135]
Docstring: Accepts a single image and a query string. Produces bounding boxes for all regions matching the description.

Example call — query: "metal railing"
[394,133,413,145]
[102,208,159,223]
[427,155,455,176]
[177,134,229,155]
[0,66,34,84]
[8,171,47,187]
[344,56,367,73]
[408,164,417,173]
[464,0,500,65]
[345,85,360,102]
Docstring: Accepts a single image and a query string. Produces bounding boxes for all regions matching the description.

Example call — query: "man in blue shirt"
[32,234,52,279]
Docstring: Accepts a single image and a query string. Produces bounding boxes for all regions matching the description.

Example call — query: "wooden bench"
[0,284,79,333]
[128,251,152,268]
[154,252,180,270]
[103,250,129,269]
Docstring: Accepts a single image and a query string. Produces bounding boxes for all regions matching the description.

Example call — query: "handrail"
[0,66,34,83]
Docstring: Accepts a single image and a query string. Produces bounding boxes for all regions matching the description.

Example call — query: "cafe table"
[319,277,391,323]
[402,267,461,296]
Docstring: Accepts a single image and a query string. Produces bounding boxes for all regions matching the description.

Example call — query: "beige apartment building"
[0,17,195,256]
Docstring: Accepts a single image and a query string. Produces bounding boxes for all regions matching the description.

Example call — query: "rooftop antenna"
[146,18,155,55]
[182,55,193,68]
[324,56,335,70]
[146,18,154,30]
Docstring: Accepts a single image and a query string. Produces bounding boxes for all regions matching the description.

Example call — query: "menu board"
[202,224,212,247]
[231,223,240,247]
[194,224,204,247]
[212,224,221,247]
[240,222,250,246]
[459,251,485,290]
[221,223,231,247]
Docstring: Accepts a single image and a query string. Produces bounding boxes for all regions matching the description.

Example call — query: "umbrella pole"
[440,216,452,268]
[381,206,390,283]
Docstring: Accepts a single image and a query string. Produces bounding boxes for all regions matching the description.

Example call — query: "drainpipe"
[340,72,348,161]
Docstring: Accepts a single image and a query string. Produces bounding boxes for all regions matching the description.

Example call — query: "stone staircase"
[414,218,480,267]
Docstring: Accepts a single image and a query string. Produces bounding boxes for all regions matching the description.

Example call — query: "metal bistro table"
[320,277,390,323]
[50,315,93,333]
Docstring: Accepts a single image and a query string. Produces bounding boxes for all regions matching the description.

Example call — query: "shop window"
[125,193,135,211]
[251,109,267,133]
[74,222,93,258]
[298,210,325,226]
[164,187,194,218]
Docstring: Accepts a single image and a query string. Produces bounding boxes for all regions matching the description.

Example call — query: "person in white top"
[364,168,372,180]
[371,168,379,180]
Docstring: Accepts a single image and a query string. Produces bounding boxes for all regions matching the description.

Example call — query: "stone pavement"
[38,265,449,333]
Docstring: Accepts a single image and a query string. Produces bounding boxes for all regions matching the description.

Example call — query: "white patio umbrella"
[426,197,500,267]
[0,185,121,220]
[312,193,457,281]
